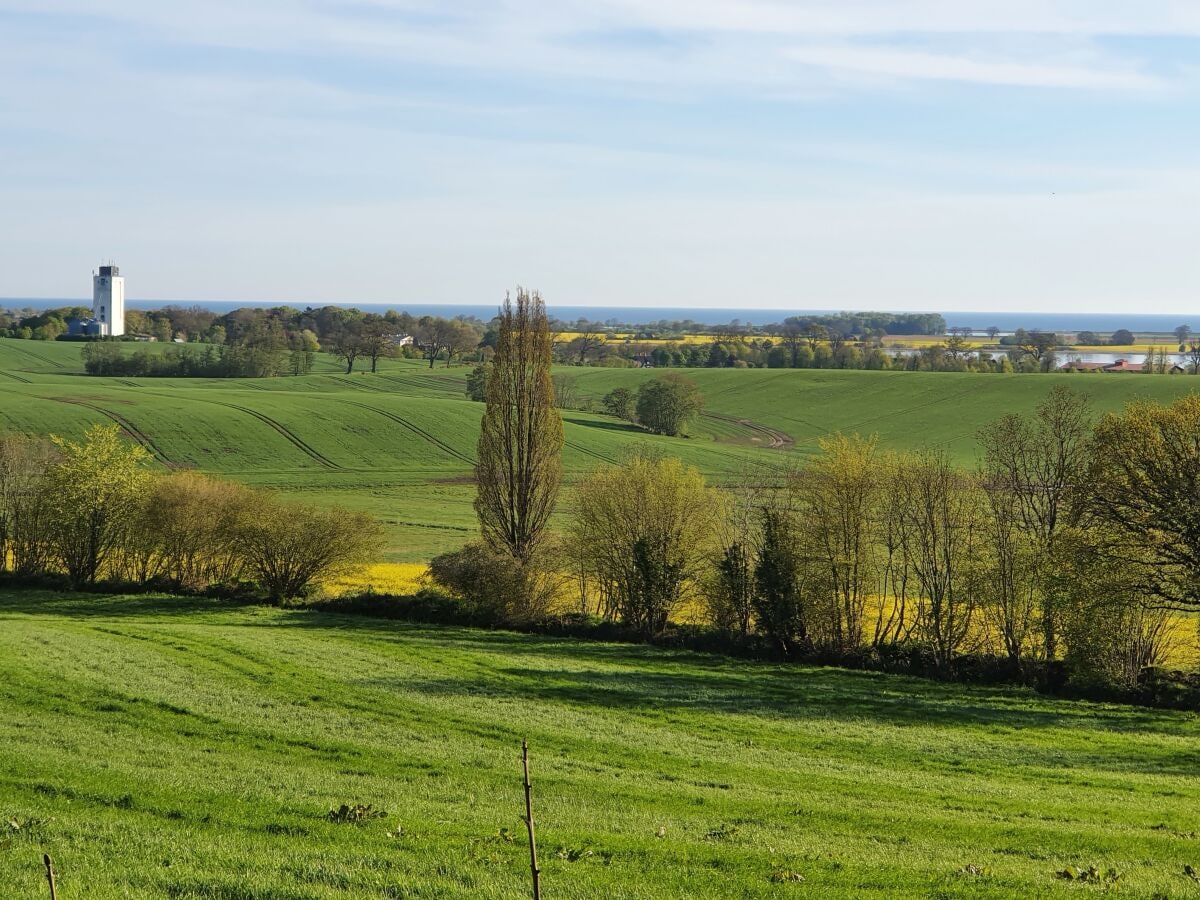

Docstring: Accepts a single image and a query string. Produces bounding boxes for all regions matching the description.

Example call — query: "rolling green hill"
[4,337,1199,560]
[2,590,1198,899]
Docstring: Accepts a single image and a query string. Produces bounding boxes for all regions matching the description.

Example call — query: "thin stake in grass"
[43,853,57,900]
[522,738,541,900]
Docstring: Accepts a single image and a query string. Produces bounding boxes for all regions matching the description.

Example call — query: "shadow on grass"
[301,612,1196,737]
[358,660,1200,777]
[561,415,644,434]
[0,588,254,618]
[6,589,1199,774]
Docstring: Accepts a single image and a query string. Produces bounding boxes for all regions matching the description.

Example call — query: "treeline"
[552,312,947,340]
[82,342,319,378]
[559,335,1200,375]
[1,305,90,341]
[69,306,487,377]
[0,425,381,600]
[566,338,1038,373]
[426,384,1200,704]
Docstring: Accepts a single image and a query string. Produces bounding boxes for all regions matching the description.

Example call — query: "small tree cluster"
[0,425,382,601]
[440,355,1193,693]
[634,375,704,436]
[456,386,1190,693]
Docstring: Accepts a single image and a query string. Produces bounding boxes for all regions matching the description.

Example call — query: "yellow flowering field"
[325,562,427,596]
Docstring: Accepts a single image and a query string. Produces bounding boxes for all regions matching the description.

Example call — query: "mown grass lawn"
[2,590,1199,898]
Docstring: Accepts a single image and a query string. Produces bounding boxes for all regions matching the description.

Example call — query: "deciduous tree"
[601,387,636,422]
[977,386,1091,658]
[1087,395,1200,609]
[792,434,881,652]
[893,449,983,668]
[0,434,56,577]
[236,495,382,602]
[358,315,395,373]
[44,425,153,587]
[331,325,363,374]
[635,374,703,436]
[571,453,726,635]
[474,289,563,564]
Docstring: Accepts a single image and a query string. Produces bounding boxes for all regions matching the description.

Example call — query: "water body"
[4,298,1198,334]
[893,348,1180,366]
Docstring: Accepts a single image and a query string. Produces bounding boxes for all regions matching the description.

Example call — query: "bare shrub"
[236,496,383,602]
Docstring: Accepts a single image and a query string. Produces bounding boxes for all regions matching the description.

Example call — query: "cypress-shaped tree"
[474,289,563,563]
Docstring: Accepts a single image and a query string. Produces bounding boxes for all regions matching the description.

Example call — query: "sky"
[2,1,1200,313]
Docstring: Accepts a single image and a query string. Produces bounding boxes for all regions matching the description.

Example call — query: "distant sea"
[4,298,1198,333]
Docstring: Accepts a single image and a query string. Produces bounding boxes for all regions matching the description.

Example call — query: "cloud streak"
[2,1,1199,309]
[0,0,1188,93]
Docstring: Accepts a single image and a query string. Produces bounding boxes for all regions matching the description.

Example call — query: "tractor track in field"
[0,370,32,384]
[341,400,475,465]
[702,412,794,449]
[4,342,67,369]
[45,398,173,465]
[138,391,342,470]
[376,373,462,396]
[565,440,616,465]
[207,401,342,469]
[331,376,394,394]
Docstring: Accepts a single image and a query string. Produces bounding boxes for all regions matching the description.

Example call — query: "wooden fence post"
[522,738,541,900]
[43,853,57,900]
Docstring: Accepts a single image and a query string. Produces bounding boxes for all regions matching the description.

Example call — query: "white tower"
[93,264,125,336]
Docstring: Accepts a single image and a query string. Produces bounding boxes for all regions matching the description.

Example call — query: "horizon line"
[3,296,1196,321]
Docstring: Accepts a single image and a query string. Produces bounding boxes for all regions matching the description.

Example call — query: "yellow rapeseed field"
[671,593,1199,666]
[555,331,714,345]
[879,335,992,348]
[325,562,427,596]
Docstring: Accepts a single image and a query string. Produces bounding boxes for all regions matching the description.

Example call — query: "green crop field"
[3,337,1200,561]
[3,590,1200,898]
[5,341,1200,897]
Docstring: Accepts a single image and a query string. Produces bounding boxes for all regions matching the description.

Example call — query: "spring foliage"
[0,425,380,600]
[474,289,563,563]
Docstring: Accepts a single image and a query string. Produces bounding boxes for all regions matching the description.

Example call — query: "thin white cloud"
[594,0,1200,36]
[784,43,1161,90]
[3,0,1200,309]
[1,1,1192,89]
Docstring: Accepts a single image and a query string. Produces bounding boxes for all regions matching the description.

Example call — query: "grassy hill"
[2,590,1198,898]
[4,337,1200,560]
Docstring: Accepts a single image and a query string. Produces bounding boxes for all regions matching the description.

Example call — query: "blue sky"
[3,1,1200,312]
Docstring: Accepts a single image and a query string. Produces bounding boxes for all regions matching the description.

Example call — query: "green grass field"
[3,590,1200,899]
[6,342,1200,897]
[4,337,1200,561]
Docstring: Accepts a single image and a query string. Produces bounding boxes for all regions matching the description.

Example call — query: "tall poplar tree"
[474,289,563,563]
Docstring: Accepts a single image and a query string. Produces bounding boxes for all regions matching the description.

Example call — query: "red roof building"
[1059,358,1145,373]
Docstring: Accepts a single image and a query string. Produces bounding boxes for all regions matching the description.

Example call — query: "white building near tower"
[93,264,125,336]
